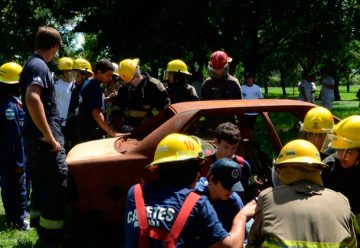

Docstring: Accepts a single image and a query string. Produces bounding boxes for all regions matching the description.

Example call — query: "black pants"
[24,121,68,247]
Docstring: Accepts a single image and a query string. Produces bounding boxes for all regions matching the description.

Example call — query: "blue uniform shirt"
[20,53,60,133]
[0,95,25,170]
[77,79,106,141]
[124,181,229,247]
[195,177,244,232]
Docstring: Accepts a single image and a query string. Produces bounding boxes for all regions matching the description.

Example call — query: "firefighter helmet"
[208,50,232,70]
[275,139,327,168]
[0,62,23,84]
[57,57,74,71]
[327,115,360,150]
[147,133,204,167]
[302,106,334,134]
[118,58,140,83]
[72,58,94,75]
[166,60,191,75]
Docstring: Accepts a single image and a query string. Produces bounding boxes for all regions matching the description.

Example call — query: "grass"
[264,85,359,119]
[0,85,358,247]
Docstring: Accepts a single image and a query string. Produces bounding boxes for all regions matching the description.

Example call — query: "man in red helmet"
[201,50,242,101]
[201,50,242,127]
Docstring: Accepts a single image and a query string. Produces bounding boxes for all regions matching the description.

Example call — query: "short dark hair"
[215,122,241,145]
[35,26,62,50]
[158,159,200,187]
[94,59,114,74]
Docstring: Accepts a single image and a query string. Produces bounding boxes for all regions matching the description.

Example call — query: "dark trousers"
[0,166,27,227]
[24,122,68,247]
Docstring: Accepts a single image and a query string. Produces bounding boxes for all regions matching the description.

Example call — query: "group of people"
[298,68,336,110]
[124,107,360,247]
[0,25,359,248]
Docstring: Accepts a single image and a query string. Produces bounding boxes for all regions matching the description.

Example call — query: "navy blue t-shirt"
[124,181,228,247]
[195,177,244,232]
[19,53,60,135]
[0,95,25,170]
[77,79,106,141]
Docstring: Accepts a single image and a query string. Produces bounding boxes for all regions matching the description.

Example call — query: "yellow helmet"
[72,58,94,75]
[275,139,327,168]
[302,106,334,133]
[166,60,191,75]
[57,57,74,71]
[0,62,23,84]
[328,115,360,149]
[118,58,140,83]
[147,133,204,168]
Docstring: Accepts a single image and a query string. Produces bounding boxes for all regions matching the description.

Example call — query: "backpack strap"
[134,184,201,248]
[134,184,149,248]
[167,192,201,246]
[234,155,244,167]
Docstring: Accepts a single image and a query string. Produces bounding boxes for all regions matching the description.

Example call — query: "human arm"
[91,108,121,137]
[25,84,60,152]
[210,200,257,248]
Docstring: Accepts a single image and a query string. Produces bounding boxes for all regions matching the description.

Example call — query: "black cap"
[210,158,244,192]
[244,71,254,78]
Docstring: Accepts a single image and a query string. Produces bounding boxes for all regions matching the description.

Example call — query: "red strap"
[168,192,201,244]
[134,184,149,248]
[134,184,200,248]
[234,155,244,167]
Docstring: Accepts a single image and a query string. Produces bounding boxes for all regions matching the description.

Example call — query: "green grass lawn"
[0,85,358,247]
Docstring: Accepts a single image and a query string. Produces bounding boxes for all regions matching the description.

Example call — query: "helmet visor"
[299,131,327,150]
[321,133,359,159]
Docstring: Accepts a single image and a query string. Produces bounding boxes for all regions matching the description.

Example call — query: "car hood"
[66,136,137,165]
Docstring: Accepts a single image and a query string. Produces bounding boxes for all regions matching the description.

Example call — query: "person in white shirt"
[54,57,74,129]
[319,68,335,110]
[298,72,316,103]
[242,72,263,131]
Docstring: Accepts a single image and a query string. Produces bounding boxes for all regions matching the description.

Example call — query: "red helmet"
[209,51,232,70]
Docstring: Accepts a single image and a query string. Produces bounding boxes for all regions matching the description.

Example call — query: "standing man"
[247,139,357,247]
[201,50,242,127]
[113,58,170,132]
[77,59,121,142]
[64,58,93,150]
[241,72,263,131]
[319,68,335,110]
[164,59,199,103]
[54,57,74,151]
[201,50,241,100]
[19,26,67,247]
[0,62,28,230]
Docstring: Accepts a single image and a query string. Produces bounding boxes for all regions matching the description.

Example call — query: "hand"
[41,135,61,153]
[239,199,257,219]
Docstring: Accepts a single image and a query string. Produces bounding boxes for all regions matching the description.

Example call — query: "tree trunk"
[280,68,287,95]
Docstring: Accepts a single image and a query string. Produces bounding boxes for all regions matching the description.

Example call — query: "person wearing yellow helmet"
[248,139,356,247]
[321,115,360,240]
[124,133,256,247]
[163,59,199,103]
[54,57,74,139]
[63,58,94,150]
[19,26,67,247]
[112,58,170,132]
[0,62,29,231]
[300,106,335,155]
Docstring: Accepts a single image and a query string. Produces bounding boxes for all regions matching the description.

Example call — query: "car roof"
[169,99,317,113]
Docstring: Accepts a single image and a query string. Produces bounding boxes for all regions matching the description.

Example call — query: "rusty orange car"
[66,99,337,223]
